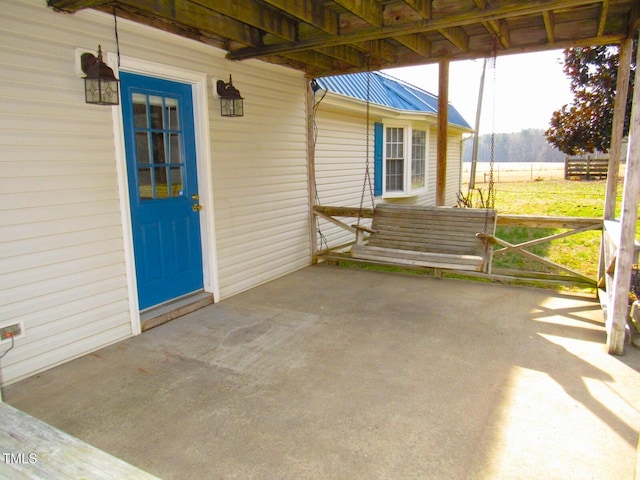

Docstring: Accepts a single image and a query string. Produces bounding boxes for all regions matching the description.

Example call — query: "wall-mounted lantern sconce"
[81,45,119,106]
[216,75,244,117]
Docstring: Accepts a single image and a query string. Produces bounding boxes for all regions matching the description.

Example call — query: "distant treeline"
[462,128,564,163]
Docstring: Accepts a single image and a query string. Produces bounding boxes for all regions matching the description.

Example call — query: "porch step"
[0,403,160,479]
[141,291,214,332]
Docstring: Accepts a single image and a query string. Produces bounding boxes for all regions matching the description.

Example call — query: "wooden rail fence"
[565,155,609,180]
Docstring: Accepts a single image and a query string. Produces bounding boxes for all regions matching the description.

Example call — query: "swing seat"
[351,204,497,274]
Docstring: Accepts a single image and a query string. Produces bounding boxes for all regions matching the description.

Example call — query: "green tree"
[545,44,636,155]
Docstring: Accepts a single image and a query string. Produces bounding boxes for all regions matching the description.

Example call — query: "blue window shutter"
[373,122,383,196]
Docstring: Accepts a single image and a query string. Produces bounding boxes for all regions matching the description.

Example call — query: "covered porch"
[5,265,640,479]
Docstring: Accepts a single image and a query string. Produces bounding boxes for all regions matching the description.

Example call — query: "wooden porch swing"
[348,54,498,275]
[351,204,497,273]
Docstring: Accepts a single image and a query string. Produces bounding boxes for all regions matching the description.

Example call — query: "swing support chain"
[483,35,498,234]
[357,54,375,227]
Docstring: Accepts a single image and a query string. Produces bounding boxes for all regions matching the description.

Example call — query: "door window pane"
[135,132,151,164]
[169,133,182,164]
[149,96,164,129]
[133,93,185,200]
[170,166,184,197]
[138,167,152,199]
[152,132,166,164]
[133,94,148,128]
[165,98,179,130]
[154,167,169,198]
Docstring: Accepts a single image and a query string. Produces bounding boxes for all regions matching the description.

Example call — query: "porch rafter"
[261,0,340,36]
[226,0,624,62]
[47,0,636,76]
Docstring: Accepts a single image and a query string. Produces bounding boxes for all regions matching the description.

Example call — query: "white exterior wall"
[314,99,465,251]
[0,0,309,386]
[446,132,463,206]
[313,108,372,249]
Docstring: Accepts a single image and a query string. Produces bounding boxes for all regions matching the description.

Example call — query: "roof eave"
[316,91,473,131]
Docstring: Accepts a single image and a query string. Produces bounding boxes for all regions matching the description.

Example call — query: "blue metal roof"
[314,72,471,130]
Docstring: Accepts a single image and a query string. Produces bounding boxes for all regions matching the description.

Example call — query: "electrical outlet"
[0,322,24,343]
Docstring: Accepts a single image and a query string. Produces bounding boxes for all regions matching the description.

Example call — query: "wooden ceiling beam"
[193,0,298,42]
[543,10,555,43]
[394,33,431,57]
[483,19,510,49]
[316,45,365,66]
[353,40,397,64]
[438,26,469,52]
[260,0,339,35]
[626,0,639,37]
[47,0,112,12]
[400,0,431,20]
[103,0,263,47]
[319,32,625,75]
[333,0,384,28]
[597,0,609,37]
[228,0,602,60]
[283,50,343,72]
[53,0,298,42]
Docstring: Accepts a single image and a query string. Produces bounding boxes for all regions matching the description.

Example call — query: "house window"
[385,127,404,192]
[379,124,428,196]
[411,129,426,190]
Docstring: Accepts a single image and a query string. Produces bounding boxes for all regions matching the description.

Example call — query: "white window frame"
[382,122,429,197]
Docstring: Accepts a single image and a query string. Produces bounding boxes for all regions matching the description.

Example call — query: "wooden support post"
[599,39,633,286]
[469,58,487,189]
[436,60,449,206]
[607,33,640,355]
[306,76,318,262]
[603,38,633,220]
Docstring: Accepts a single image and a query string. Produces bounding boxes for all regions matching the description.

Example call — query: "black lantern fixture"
[216,75,244,117]
[81,45,120,106]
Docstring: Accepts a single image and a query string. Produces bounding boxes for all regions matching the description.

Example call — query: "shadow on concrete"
[4,265,640,479]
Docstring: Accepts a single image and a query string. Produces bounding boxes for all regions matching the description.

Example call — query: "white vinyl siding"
[210,70,309,297]
[313,99,466,250]
[313,108,375,249]
[446,132,464,206]
[419,129,463,207]
[0,0,310,385]
[1,1,132,385]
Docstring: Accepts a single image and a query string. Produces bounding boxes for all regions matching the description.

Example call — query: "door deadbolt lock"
[191,194,199,200]
[192,204,202,212]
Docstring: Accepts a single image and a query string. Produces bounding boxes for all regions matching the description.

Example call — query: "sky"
[383,49,574,135]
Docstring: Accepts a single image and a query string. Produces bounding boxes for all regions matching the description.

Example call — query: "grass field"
[472,178,635,288]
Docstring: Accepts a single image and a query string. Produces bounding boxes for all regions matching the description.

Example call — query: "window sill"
[382,192,420,199]
[382,188,426,199]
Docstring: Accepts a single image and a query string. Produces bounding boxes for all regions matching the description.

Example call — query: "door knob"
[192,204,202,212]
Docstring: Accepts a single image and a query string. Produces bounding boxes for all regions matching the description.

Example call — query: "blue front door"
[120,73,204,310]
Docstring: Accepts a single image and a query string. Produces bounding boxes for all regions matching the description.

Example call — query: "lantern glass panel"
[220,98,233,117]
[101,79,119,105]
[233,98,243,116]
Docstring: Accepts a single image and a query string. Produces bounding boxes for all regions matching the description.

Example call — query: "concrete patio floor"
[4,265,640,479]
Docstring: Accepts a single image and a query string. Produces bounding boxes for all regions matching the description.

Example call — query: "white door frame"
[109,54,219,335]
